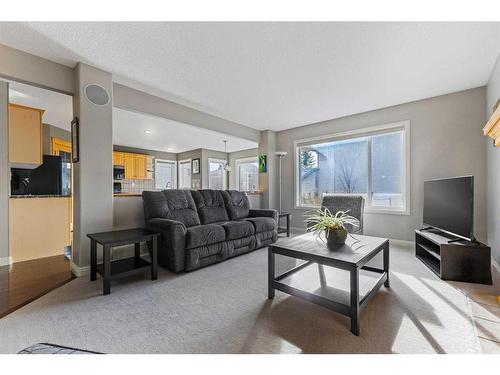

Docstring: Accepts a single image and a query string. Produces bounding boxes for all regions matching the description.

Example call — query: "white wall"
[276,87,487,242]
[486,53,500,265]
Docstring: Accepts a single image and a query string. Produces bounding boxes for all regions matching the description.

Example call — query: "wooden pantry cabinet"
[9,104,44,167]
[114,151,152,180]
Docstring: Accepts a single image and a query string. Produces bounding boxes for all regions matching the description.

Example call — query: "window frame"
[154,158,177,190]
[235,156,259,192]
[177,158,192,189]
[208,158,228,190]
[294,120,410,215]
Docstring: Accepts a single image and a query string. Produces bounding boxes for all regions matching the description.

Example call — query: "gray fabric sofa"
[142,189,278,272]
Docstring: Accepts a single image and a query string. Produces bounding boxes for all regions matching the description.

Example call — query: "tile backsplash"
[121,179,156,194]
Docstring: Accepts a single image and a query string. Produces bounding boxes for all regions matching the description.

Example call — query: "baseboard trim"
[70,261,90,277]
[0,256,12,266]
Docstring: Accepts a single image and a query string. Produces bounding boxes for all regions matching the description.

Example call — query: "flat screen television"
[423,176,474,241]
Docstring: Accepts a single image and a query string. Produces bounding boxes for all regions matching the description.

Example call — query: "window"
[208,158,227,190]
[178,159,192,189]
[295,121,409,214]
[155,159,177,190]
[235,157,259,192]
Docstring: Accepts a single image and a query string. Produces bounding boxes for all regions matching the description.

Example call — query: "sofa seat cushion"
[186,224,225,249]
[243,217,277,233]
[217,220,255,240]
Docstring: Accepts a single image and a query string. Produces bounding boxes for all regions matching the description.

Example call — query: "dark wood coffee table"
[268,232,389,335]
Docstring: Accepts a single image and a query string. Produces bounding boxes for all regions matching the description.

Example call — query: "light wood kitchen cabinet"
[9,103,44,167]
[117,151,152,180]
[113,151,124,166]
[124,153,136,179]
[134,154,147,179]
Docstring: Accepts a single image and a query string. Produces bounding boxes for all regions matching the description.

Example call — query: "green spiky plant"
[305,208,359,240]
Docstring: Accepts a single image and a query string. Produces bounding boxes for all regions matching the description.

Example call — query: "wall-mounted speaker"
[84,84,110,106]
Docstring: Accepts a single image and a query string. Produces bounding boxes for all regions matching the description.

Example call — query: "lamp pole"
[274,151,287,214]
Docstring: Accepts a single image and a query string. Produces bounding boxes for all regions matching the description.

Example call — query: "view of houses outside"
[298,130,404,209]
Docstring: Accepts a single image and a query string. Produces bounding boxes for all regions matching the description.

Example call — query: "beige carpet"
[0,240,495,354]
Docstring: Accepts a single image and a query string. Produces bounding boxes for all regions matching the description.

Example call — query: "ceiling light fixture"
[223,140,232,172]
[144,129,152,135]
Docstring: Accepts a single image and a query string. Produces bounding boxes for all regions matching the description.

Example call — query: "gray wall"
[276,87,488,242]
[72,63,114,268]
[113,83,260,142]
[0,80,9,264]
[0,43,74,95]
[259,130,278,209]
[42,124,71,155]
[486,53,500,266]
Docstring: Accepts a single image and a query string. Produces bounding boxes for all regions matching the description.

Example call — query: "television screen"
[423,176,474,240]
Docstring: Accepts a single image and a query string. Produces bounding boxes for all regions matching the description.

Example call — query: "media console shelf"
[415,229,492,284]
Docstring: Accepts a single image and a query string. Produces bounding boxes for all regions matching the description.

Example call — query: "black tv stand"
[415,229,492,284]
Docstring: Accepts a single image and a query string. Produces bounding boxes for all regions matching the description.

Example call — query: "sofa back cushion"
[142,190,201,227]
[221,190,250,220]
[191,189,229,224]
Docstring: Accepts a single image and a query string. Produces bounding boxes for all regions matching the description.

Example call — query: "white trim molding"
[0,256,13,266]
[70,261,90,277]
[293,120,411,215]
[155,158,177,190]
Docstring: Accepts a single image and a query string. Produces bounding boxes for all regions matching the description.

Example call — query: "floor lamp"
[275,151,287,213]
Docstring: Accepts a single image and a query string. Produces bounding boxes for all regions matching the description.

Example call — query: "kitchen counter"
[10,195,71,198]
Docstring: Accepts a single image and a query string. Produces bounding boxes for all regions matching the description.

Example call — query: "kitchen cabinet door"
[9,104,44,166]
[134,155,147,179]
[124,153,136,179]
[113,152,124,166]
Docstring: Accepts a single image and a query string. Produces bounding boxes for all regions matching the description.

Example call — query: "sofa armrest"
[249,209,279,222]
[147,218,187,272]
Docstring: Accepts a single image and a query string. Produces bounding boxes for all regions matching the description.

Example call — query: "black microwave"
[113,165,125,180]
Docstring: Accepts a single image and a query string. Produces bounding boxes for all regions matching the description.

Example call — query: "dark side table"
[278,213,291,237]
[87,228,160,295]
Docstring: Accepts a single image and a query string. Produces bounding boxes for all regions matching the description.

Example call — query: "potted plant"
[305,208,359,249]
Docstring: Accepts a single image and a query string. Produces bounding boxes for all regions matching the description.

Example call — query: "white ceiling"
[113,108,257,153]
[1,22,499,131]
[6,79,73,130]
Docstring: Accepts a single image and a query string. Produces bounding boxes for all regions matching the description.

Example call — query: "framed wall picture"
[192,158,200,174]
[259,155,267,173]
[71,117,80,163]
